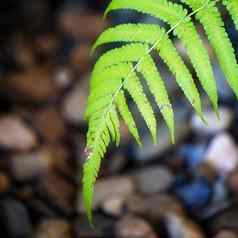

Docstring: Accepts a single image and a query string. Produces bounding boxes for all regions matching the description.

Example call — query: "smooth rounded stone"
[214,230,238,238]
[9,148,54,181]
[133,166,173,194]
[78,176,135,213]
[204,133,238,176]
[35,219,72,238]
[133,105,189,161]
[165,213,205,238]
[74,214,115,238]
[0,116,37,151]
[115,215,157,238]
[173,178,212,211]
[190,107,234,135]
[63,77,88,124]
[0,198,32,238]
[102,194,126,217]
[126,193,185,223]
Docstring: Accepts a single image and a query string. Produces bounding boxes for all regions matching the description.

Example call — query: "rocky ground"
[1,0,238,238]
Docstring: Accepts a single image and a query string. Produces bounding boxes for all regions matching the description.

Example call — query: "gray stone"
[10,148,53,181]
[63,77,88,124]
[133,166,173,194]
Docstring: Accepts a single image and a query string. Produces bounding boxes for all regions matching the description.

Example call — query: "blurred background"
[0,0,238,237]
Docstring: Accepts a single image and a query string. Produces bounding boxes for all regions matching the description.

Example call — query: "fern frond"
[93,24,203,120]
[83,0,238,225]
[223,0,238,30]
[105,0,218,112]
[183,0,238,99]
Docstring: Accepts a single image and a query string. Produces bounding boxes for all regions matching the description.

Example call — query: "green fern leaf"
[93,24,203,121]
[105,0,218,112]
[223,0,238,30]
[116,91,141,145]
[183,0,238,99]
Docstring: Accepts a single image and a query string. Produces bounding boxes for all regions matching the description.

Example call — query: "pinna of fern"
[82,0,238,225]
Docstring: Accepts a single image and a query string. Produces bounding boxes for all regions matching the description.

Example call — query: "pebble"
[165,213,205,238]
[9,148,53,181]
[214,230,238,238]
[178,144,206,170]
[0,116,37,151]
[126,193,184,223]
[32,108,66,144]
[60,10,108,41]
[190,107,234,135]
[3,66,58,103]
[63,77,88,124]
[0,198,32,238]
[35,219,72,238]
[36,173,75,215]
[78,176,135,213]
[102,194,126,217]
[173,178,212,211]
[204,133,238,177]
[115,215,157,238]
[133,166,173,194]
